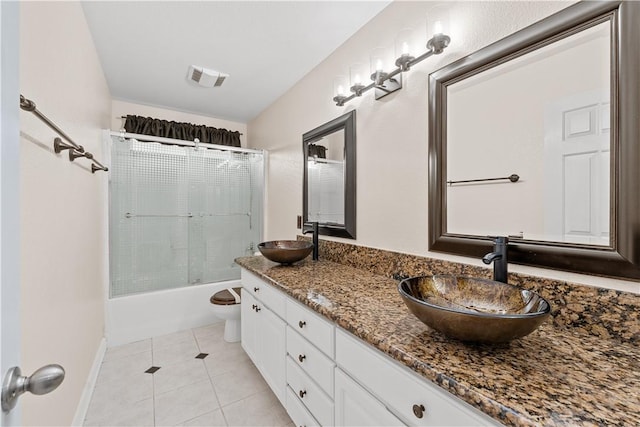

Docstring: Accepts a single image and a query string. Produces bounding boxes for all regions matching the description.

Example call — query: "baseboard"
[71,337,106,426]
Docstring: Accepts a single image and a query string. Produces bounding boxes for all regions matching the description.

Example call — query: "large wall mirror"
[303,110,356,239]
[429,1,640,279]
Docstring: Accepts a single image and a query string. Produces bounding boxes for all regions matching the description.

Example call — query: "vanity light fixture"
[332,17,451,106]
[349,63,367,96]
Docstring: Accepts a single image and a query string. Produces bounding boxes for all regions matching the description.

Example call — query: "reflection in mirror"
[303,111,356,239]
[307,129,345,225]
[446,21,610,246]
[429,1,640,279]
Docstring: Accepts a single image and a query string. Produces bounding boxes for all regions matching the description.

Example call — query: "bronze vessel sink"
[257,240,314,264]
[398,275,551,343]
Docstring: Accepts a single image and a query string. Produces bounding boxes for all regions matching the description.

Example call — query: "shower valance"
[123,115,241,147]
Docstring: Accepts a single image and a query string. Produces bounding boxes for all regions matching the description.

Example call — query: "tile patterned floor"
[84,323,293,426]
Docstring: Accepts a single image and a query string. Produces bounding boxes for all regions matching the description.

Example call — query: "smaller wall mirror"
[303,111,356,239]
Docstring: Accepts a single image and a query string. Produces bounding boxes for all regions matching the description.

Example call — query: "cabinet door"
[335,368,405,427]
[336,330,499,426]
[241,291,259,363]
[259,306,287,405]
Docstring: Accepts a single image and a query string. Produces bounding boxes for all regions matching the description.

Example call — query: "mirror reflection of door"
[307,130,345,225]
[446,20,611,246]
[544,92,610,245]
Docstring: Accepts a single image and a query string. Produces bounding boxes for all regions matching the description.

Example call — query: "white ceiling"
[82,1,392,123]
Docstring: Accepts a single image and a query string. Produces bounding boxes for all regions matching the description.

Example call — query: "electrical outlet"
[297,215,302,229]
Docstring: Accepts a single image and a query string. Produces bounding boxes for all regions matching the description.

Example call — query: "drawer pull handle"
[254,287,259,292]
[298,354,306,363]
[298,320,306,328]
[255,306,261,312]
[412,404,426,419]
[299,389,307,398]
[252,304,257,310]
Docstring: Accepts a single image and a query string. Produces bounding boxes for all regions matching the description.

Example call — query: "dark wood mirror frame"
[303,110,356,239]
[428,1,640,280]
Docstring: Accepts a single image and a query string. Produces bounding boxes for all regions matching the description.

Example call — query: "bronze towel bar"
[447,174,520,186]
[20,95,108,173]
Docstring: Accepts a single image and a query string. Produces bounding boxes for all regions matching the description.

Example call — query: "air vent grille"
[214,75,226,87]
[187,65,228,88]
[191,68,203,83]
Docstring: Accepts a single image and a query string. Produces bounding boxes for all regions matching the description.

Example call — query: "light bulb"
[433,20,443,35]
[337,85,345,96]
[376,59,383,71]
[402,41,410,55]
[354,74,361,85]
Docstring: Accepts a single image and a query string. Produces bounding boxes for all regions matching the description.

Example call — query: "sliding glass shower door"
[109,137,263,298]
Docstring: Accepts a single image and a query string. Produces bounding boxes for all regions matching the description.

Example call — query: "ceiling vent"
[187,65,228,88]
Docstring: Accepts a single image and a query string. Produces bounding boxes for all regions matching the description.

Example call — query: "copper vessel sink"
[258,240,313,264]
[398,275,551,343]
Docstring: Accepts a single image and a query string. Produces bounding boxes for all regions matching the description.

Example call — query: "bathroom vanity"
[239,267,498,427]
[236,253,640,427]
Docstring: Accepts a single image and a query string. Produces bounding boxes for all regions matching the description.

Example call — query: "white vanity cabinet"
[240,268,502,427]
[240,270,287,405]
[285,298,336,426]
[335,329,501,427]
[334,367,405,427]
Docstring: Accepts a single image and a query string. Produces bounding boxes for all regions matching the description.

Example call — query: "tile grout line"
[195,327,230,427]
[84,345,155,426]
[151,338,157,427]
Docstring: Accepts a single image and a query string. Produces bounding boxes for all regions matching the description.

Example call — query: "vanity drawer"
[286,299,334,357]
[241,269,285,316]
[287,326,335,397]
[286,357,334,427]
[335,329,500,426]
[286,386,321,427]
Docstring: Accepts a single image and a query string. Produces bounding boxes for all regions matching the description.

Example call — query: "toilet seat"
[210,287,242,305]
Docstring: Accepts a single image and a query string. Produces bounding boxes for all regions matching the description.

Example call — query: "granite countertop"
[235,256,640,427]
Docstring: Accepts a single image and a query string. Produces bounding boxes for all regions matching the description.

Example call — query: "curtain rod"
[117,116,244,136]
[109,130,262,155]
[20,95,108,173]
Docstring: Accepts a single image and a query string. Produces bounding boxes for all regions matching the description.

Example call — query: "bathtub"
[105,279,240,347]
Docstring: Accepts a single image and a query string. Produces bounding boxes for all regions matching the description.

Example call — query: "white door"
[544,90,610,245]
[1,2,22,426]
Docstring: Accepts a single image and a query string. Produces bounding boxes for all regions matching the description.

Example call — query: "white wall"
[20,2,111,425]
[111,99,247,147]
[248,1,639,295]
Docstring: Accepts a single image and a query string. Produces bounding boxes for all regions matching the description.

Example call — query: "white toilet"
[209,287,242,342]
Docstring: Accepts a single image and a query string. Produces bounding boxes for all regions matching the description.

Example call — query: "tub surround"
[235,248,640,426]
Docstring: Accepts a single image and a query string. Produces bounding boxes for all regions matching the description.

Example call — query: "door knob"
[2,364,65,412]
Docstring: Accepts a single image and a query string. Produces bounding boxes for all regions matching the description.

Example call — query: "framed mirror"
[429,1,640,279]
[303,110,356,239]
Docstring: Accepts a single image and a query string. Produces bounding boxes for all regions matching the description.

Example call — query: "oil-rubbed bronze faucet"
[482,236,509,283]
[302,222,319,260]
